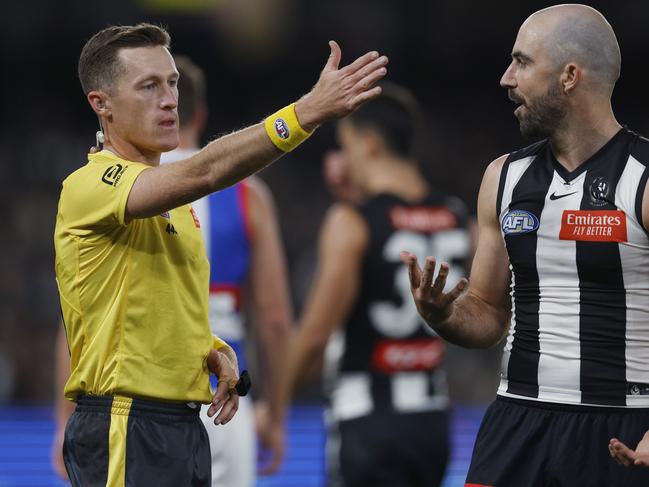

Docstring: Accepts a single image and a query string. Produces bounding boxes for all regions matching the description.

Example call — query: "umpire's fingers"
[400,252,421,289]
[208,381,230,417]
[215,393,239,425]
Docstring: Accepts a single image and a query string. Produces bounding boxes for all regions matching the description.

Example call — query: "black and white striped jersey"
[497,127,649,407]
[324,192,471,422]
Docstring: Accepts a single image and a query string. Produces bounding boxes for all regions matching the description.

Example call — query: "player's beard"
[517,84,567,139]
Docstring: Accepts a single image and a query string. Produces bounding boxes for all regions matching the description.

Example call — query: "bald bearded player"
[401,5,649,487]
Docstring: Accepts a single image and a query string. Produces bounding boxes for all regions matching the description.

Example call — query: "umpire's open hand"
[400,252,468,327]
[609,432,649,468]
[206,348,240,425]
[295,41,388,132]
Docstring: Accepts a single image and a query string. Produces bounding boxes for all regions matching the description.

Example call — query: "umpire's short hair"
[344,82,423,159]
[78,23,171,95]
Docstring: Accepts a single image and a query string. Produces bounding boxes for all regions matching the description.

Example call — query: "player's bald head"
[523,4,620,93]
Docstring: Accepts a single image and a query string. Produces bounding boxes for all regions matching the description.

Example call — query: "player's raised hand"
[400,252,468,326]
[295,41,388,131]
[609,433,649,468]
[206,348,240,425]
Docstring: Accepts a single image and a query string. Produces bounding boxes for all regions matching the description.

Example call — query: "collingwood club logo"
[101,164,126,187]
[589,176,610,207]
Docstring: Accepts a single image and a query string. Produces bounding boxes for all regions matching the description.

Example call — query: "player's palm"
[400,252,468,325]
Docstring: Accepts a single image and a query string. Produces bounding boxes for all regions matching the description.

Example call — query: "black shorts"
[63,395,211,487]
[465,395,649,487]
[328,411,449,487]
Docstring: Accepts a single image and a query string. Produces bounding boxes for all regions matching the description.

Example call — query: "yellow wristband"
[264,103,312,152]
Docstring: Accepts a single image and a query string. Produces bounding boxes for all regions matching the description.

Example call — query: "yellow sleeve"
[60,160,150,232]
[212,335,228,350]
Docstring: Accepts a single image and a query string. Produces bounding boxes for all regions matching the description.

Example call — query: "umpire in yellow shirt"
[55,23,388,487]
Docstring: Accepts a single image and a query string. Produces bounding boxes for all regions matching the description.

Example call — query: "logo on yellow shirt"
[101,164,126,187]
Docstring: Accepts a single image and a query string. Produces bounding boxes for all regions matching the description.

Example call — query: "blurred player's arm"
[401,155,512,349]
[246,177,294,475]
[125,44,388,221]
[51,323,74,481]
[608,177,649,467]
[286,204,368,392]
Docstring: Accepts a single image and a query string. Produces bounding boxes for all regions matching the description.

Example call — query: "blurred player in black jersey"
[286,83,472,487]
[401,4,649,487]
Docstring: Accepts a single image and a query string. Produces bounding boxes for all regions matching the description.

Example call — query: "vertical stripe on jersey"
[535,173,583,403]
[616,157,649,405]
[504,156,554,398]
[498,156,535,389]
[636,166,649,237]
[578,156,628,405]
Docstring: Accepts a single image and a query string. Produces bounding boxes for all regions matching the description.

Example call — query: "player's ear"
[561,63,581,94]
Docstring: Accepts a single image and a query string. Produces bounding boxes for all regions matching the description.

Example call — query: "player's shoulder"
[626,128,649,168]
[505,139,548,165]
[482,140,547,186]
[321,202,369,250]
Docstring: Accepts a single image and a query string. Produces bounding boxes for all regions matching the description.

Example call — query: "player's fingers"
[259,448,283,475]
[444,278,469,304]
[420,257,436,291]
[340,50,380,76]
[347,86,383,111]
[400,252,421,289]
[431,263,450,294]
[324,40,342,71]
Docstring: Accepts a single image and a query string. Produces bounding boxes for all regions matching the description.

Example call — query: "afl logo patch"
[502,209,539,235]
[274,118,290,139]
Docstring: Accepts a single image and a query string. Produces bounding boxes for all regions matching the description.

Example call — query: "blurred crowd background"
[2,0,649,407]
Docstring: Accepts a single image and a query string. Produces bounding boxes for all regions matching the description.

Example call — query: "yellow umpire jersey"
[54,149,227,404]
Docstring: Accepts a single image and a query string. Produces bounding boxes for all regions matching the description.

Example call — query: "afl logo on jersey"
[502,209,539,235]
[274,118,290,139]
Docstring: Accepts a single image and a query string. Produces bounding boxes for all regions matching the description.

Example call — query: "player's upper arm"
[466,154,512,317]
[246,177,294,327]
[299,204,369,344]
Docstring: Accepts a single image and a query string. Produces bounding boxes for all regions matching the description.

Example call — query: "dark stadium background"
[0,0,647,485]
